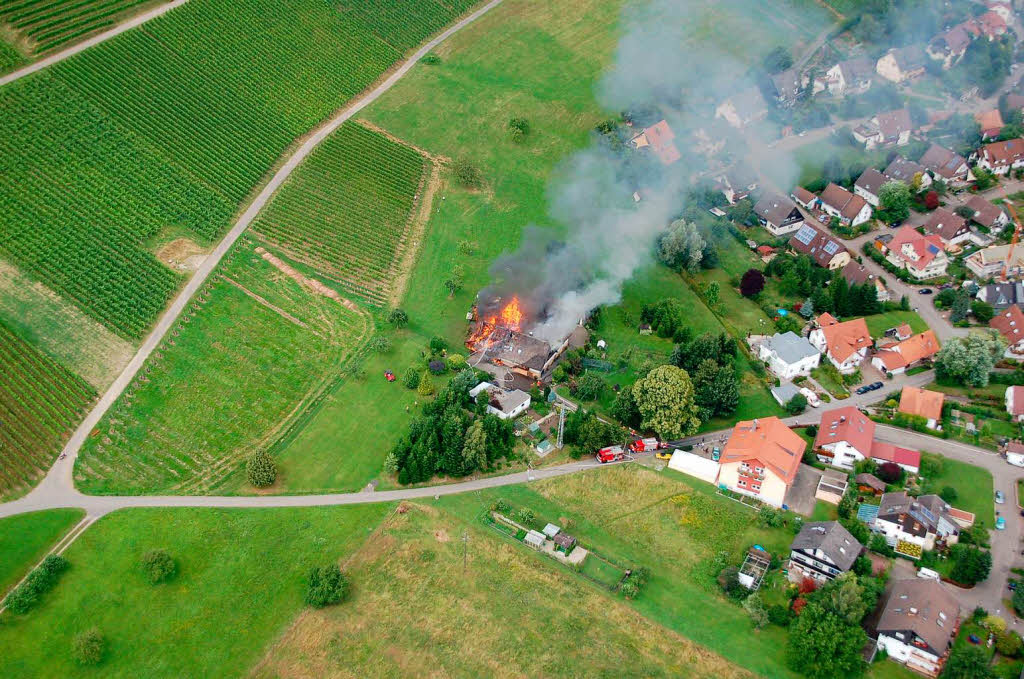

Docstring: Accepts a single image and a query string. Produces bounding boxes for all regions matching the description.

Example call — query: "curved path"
[8,0,506,518]
[0,0,191,88]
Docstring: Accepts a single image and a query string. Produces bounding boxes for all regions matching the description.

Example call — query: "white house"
[976,138,1024,175]
[874,492,960,551]
[876,579,959,677]
[825,57,873,96]
[1007,386,1024,423]
[808,313,872,374]
[885,226,949,280]
[788,522,862,583]
[758,331,820,379]
[854,168,887,207]
[753,194,804,236]
[876,45,927,83]
[813,406,874,470]
[468,382,531,420]
[818,183,872,226]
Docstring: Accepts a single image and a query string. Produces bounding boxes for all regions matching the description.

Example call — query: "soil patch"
[156,238,207,271]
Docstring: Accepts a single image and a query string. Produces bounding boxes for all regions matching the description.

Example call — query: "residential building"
[993,305,1024,356]
[814,406,875,469]
[818,183,872,226]
[927,23,972,68]
[976,9,1009,39]
[757,331,820,379]
[875,579,960,677]
[753,193,804,235]
[976,108,1005,140]
[872,330,941,375]
[898,386,945,430]
[965,243,1024,279]
[840,261,889,301]
[629,120,681,165]
[964,195,1009,231]
[789,223,851,269]
[876,45,927,83]
[886,226,948,280]
[718,417,805,508]
[853,109,914,149]
[824,57,873,96]
[1007,385,1024,422]
[874,491,960,551]
[714,87,768,129]
[468,382,531,420]
[922,209,971,249]
[854,168,887,207]
[791,186,816,210]
[884,156,931,188]
[788,522,862,582]
[919,144,970,184]
[716,169,758,204]
[770,68,802,107]
[977,282,1024,310]
[770,382,801,407]
[809,313,872,373]
[976,138,1024,175]
[870,442,921,474]
[856,473,887,495]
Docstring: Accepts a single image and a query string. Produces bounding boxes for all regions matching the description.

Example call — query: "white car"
[799,387,821,408]
[917,567,941,581]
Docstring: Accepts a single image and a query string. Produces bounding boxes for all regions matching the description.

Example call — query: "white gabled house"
[757,331,820,380]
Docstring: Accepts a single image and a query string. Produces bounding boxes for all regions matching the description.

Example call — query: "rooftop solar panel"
[795,225,816,245]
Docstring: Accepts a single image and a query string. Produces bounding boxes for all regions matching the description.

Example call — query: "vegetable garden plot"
[0,0,477,337]
[0,320,96,499]
[251,122,428,306]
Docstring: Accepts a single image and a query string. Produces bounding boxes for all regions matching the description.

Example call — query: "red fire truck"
[596,445,627,464]
[629,437,663,453]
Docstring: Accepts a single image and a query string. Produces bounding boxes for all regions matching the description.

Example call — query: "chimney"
[752,418,759,430]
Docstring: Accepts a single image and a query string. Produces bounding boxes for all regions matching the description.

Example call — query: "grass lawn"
[0,504,391,678]
[867,659,924,679]
[859,310,930,338]
[0,509,84,597]
[920,453,995,529]
[434,465,805,679]
[253,498,753,679]
[812,363,851,399]
[810,500,839,522]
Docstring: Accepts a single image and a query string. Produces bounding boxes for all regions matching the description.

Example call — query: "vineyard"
[252,122,428,306]
[0,320,96,500]
[0,0,156,56]
[75,239,371,495]
[0,39,24,71]
[0,0,478,338]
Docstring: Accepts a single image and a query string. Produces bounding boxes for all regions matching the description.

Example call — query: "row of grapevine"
[251,123,426,306]
[0,320,96,499]
[0,0,477,338]
[0,0,149,54]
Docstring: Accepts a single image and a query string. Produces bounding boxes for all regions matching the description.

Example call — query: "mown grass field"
[919,452,995,529]
[253,496,754,679]
[0,505,391,678]
[252,121,428,306]
[434,465,803,679]
[0,509,83,596]
[0,320,96,500]
[0,0,478,339]
[860,310,929,338]
[75,239,371,495]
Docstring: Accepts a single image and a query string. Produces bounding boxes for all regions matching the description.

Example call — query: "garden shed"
[542,523,561,538]
[524,530,546,550]
[553,533,577,554]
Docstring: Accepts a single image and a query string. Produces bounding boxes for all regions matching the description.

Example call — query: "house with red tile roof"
[872,330,941,375]
[718,417,805,508]
[898,386,945,430]
[629,120,681,165]
[854,109,914,149]
[991,305,1024,356]
[1007,385,1024,422]
[885,226,948,280]
[975,109,1005,140]
[927,23,972,68]
[813,406,921,472]
[919,144,970,184]
[870,442,922,474]
[818,182,873,226]
[977,138,1024,175]
[809,314,872,373]
[922,208,971,249]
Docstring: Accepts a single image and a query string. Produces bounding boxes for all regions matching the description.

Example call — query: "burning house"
[466,294,586,382]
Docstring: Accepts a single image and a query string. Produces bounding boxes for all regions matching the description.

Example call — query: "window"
[738,480,747,487]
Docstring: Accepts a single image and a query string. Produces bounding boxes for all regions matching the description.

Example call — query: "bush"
[508,117,530,142]
[387,308,408,328]
[1013,587,1024,616]
[417,372,435,396]
[140,549,177,585]
[876,462,901,484]
[768,603,792,626]
[516,508,535,525]
[246,450,277,488]
[428,359,447,375]
[940,486,958,503]
[446,353,466,371]
[492,498,511,514]
[740,269,766,297]
[949,544,993,586]
[758,506,783,528]
[403,369,421,390]
[453,159,484,189]
[73,628,105,666]
[420,53,440,65]
[3,554,70,614]
[305,565,350,608]
[997,630,1023,658]
[369,335,391,353]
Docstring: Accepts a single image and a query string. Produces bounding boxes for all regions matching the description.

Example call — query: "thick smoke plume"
[486,0,821,343]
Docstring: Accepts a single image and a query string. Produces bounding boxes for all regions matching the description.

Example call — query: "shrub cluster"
[4,554,69,614]
[73,628,105,666]
[305,565,350,608]
[246,450,277,488]
[141,549,177,585]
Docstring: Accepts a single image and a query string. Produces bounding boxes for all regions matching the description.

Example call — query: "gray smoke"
[487,0,825,344]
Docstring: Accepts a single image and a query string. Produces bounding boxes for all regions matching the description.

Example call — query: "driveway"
[788,464,823,516]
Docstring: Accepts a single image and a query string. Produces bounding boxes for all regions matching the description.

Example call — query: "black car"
[869,381,883,390]
[855,385,870,395]
[918,288,933,295]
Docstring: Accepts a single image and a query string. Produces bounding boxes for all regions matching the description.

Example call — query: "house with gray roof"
[770,382,802,407]
[789,521,862,582]
[855,167,888,206]
[874,579,959,676]
[977,282,1024,311]
[757,331,820,380]
[754,193,804,235]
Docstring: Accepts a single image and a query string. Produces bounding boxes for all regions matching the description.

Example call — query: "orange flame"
[499,297,523,332]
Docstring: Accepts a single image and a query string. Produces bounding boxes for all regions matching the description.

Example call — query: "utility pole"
[556,402,566,449]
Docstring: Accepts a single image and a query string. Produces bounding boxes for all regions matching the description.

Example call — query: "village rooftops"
[815,406,874,456]
[855,168,888,197]
[889,226,945,273]
[763,331,819,365]
[820,182,868,221]
[791,186,816,207]
[720,417,805,485]
[630,119,681,165]
[919,144,967,180]
[965,195,1007,228]
[770,68,802,102]
[876,579,960,657]
[884,156,928,183]
[754,193,800,226]
[888,44,927,72]
[898,386,945,422]
[976,109,1005,138]
[815,314,872,363]
[870,441,921,471]
[836,57,874,84]
[789,223,848,268]
[791,521,861,572]
[874,330,940,371]
[922,208,968,243]
[981,138,1024,167]
[875,109,913,140]
[979,282,1024,309]
[932,23,972,55]
[991,305,1024,347]
[856,473,887,493]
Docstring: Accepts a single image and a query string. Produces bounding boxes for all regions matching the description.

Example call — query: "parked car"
[869,381,883,391]
[918,288,933,295]
[655,450,672,461]
[996,490,1006,504]
[917,567,941,581]
[939,283,953,290]
[997,516,1007,530]
[856,385,870,395]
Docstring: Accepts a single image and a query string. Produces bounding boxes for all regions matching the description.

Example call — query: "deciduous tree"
[631,365,700,440]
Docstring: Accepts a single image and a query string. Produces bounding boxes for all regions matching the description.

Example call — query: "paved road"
[0,0,191,88]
